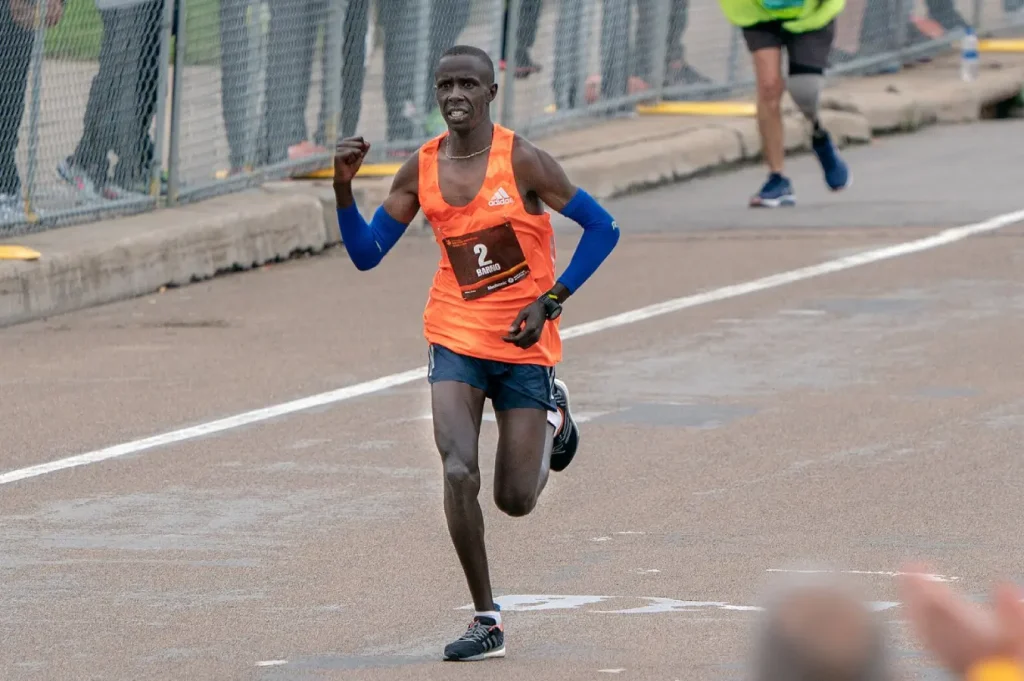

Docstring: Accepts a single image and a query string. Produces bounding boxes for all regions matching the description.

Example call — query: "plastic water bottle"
[961,27,979,82]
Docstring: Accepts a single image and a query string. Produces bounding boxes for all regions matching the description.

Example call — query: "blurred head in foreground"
[753,571,891,681]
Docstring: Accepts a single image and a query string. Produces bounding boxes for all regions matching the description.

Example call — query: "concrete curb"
[822,60,1024,133]
[0,192,324,327]
[2,55,1023,327]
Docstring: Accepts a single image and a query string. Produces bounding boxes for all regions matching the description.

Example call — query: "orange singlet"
[418,124,561,367]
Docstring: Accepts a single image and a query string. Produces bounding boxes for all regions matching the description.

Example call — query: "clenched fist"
[334,137,370,185]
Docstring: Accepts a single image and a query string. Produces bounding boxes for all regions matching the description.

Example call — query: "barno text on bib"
[442,222,531,301]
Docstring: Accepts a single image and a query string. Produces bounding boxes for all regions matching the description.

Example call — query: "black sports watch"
[539,292,562,320]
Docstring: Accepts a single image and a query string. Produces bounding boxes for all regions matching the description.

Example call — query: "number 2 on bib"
[473,243,494,268]
[443,222,531,301]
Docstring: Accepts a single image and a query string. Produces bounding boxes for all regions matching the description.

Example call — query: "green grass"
[43,0,223,65]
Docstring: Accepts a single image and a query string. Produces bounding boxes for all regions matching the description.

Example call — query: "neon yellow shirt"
[716,0,846,32]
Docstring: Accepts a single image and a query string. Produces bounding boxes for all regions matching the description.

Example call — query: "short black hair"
[438,44,496,85]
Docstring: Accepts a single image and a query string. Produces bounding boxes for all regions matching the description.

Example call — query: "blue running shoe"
[811,130,851,191]
[749,173,795,208]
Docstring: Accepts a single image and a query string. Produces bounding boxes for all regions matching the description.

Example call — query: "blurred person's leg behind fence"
[379,0,469,147]
[378,0,416,146]
[922,0,968,31]
[663,0,710,86]
[630,0,709,94]
[631,0,654,86]
[315,0,368,144]
[339,0,369,138]
[552,0,583,109]
[500,0,543,76]
[598,0,631,107]
[421,0,471,132]
[0,2,34,212]
[262,0,327,164]
[61,1,154,200]
[218,0,251,171]
[109,0,164,194]
[853,0,908,71]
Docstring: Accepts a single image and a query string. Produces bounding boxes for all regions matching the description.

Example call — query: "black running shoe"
[550,378,580,472]
[443,615,505,661]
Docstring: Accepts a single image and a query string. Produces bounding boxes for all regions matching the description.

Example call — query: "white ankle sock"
[476,610,502,625]
[547,407,564,435]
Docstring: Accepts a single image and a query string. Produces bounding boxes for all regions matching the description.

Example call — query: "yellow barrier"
[295,163,404,181]
[636,101,757,117]
[0,245,42,261]
[978,39,1024,53]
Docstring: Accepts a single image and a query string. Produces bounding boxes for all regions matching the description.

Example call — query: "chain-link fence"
[1,0,1022,237]
[0,0,172,236]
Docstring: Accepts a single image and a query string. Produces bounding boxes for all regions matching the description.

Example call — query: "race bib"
[442,222,531,301]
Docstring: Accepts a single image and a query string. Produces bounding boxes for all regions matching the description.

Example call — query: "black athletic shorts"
[742,20,836,72]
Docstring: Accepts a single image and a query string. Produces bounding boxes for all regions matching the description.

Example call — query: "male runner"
[716,0,851,207]
[332,44,620,661]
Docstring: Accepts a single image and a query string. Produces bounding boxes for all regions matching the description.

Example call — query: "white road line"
[458,594,903,614]
[766,568,960,582]
[3,209,1023,487]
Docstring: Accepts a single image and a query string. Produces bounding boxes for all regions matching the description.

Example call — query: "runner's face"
[434,55,496,133]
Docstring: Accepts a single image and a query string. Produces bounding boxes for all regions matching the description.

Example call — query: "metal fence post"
[23,0,50,222]
[501,0,521,127]
[971,0,983,30]
[727,25,741,84]
[166,0,188,204]
[149,0,177,199]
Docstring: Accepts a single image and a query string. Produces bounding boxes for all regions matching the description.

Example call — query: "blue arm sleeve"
[336,203,409,271]
[556,188,620,294]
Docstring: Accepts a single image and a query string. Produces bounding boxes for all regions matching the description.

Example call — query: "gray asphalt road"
[1,119,1023,681]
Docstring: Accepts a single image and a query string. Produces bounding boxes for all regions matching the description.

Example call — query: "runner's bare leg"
[431,381,494,611]
[493,408,553,516]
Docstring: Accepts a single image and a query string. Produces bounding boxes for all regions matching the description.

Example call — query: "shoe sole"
[829,174,853,192]
[749,195,796,208]
[550,378,579,472]
[553,378,577,439]
[56,162,103,201]
[444,646,506,661]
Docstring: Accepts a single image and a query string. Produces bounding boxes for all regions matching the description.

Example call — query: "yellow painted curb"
[295,163,404,181]
[0,245,41,261]
[978,39,1024,53]
[636,101,757,117]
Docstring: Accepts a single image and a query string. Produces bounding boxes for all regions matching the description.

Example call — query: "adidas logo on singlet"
[488,187,514,207]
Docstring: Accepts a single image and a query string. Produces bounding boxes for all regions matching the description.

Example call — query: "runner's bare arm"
[333,138,420,271]
[512,136,620,303]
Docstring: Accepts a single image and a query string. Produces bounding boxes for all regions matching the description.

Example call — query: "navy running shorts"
[427,343,557,413]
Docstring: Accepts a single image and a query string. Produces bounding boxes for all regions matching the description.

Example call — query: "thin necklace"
[445,136,491,160]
